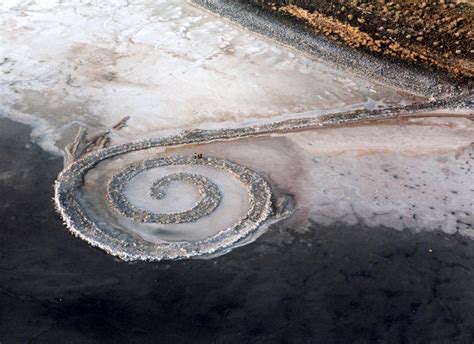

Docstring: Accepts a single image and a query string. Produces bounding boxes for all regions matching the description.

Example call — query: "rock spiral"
[108,160,223,224]
[55,138,274,261]
[55,101,455,261]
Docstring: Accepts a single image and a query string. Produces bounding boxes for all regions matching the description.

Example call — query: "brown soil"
[250,0,474,78]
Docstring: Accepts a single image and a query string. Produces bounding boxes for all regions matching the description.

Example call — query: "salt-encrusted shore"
[1,0,456,156]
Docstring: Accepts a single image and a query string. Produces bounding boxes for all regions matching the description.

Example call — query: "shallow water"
[1,118,474,342]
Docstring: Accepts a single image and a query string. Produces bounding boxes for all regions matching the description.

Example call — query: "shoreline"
[191,0,472,98]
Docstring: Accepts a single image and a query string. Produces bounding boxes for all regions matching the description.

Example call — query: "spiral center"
[108,157,226,224]
[149,173,215,202]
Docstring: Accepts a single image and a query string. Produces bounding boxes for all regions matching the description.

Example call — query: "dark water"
[1,118,473,343]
